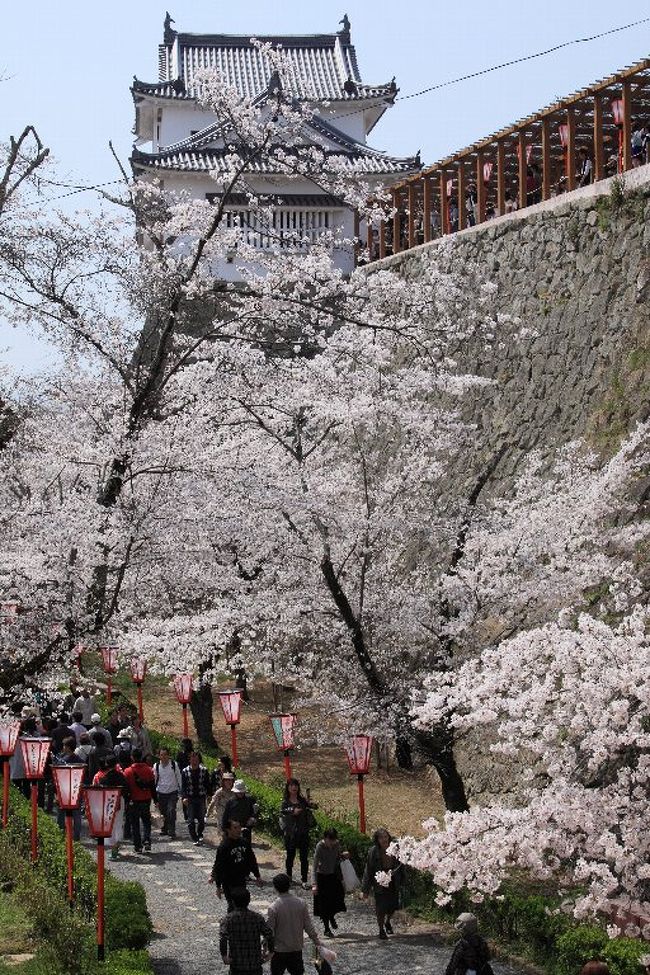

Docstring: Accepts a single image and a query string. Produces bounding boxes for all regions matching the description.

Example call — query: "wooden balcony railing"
[367,56,650,260]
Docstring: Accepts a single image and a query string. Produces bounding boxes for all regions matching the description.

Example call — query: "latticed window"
[223,207,333,250]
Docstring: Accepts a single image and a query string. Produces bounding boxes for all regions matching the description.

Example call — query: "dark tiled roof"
[149,29,396,102]
[131,145,418,176]
[205,192,345,207]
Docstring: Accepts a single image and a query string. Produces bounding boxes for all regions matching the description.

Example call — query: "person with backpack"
[445,912,493,975]
[181,750,211,845]
[280,778,318,889]
[154,746,182,839]
[123,748,156,853]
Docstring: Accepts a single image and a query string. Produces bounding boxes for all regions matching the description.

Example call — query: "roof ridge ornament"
[339,14,351,39]
[164,11,176,46]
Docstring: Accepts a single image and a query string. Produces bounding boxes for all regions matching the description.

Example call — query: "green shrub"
[549,924,608,975]
[602,937,648,975]
[2,788,152,950]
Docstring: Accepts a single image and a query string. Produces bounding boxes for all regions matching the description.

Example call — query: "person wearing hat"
[114,728,134,768]
[90,713,112,747]
[207,770,235,829]
[222,779,258,847]
[445,913,492,975]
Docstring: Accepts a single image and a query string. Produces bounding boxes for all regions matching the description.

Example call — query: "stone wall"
[378,165,650,483]
[374,167,650,800]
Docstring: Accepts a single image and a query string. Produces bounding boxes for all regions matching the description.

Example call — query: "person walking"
[73,687,99,728]
[68,711,87,744]
[181,750,211,845]
[267,872,322,975]
[207,770,235,828]
[219,887,274,975]
[128,716,153,763]
[445,912,492,975]
[123,748,156,853]
[361,827,403,939]
[312,829,348,937]
[222,779,258,846]
[210,754,233,794]
[114,728,133,769]
[154,746,182,839]
[87,730,112,782]
[280,778,317,889]
[210,819,262,911]
[90,712,113,747]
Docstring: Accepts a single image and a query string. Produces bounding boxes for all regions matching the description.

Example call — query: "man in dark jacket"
[181,750,211,845]
[211,819,262,911]
[222,779,258,846]
[123,748,155,853]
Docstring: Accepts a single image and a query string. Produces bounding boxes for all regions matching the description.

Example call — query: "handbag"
[340,858,360,893]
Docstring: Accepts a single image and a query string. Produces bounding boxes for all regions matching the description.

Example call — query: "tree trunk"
[413,724,469,812]
[189,683,218,750]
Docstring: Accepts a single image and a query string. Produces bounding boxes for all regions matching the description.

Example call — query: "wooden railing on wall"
[366,57,650,261]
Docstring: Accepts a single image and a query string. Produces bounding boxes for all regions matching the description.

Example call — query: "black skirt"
[313,872,346,919]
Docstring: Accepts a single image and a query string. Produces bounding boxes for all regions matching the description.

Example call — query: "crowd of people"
[8,696,619,975]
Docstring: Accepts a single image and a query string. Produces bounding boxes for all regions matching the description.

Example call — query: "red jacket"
[124,762,155,802]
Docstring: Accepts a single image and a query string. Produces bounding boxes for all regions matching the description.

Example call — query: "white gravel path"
[90,815,526,975]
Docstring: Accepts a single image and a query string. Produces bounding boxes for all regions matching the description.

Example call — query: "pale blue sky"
[2,0,649,369]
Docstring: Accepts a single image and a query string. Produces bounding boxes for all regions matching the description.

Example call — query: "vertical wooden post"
[542,117,551,200]
[622,79,632,172]
[379,217,386,259]
[392,189,400,254]
[518,131,528,209]
[476,154,485,224]
[366,214,373,255]
[423,174,432,243]
[353,209,360,265]
[439,171,449,235]
[566,106,576,191]
[408,182,416,248]
[458,162,466,230]
[593,95,604,182]
[497,140,506,215]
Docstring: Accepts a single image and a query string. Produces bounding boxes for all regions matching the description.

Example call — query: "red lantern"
[0,720,20,828]
[446,178,454,198]
[482,161,493,185]
[270,713,296,781]
[344,735,373,833]
[20,737,52,862]
[558,123,569,149]
[173,674,193,737]
[129,658,147,723]
[219,691,243,768]
[516,144,533,165]
[84,786,121,962]
[610,98,624,173]
[52,764,85,904]
[611,97,624,127]
[100,646,119,705]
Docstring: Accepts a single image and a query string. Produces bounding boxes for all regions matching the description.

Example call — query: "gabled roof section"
[131,145,419,177]
[154,15,397,103]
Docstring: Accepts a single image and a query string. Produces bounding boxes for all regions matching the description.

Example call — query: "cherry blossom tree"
[392,423,650,923]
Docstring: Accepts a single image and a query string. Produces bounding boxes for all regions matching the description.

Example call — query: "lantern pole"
[1,758,9,829]
[230,724,239,769]
[30,781,38,862]
[136,683,144,723]
[181,703,189,738]
[283,749,292,781]
[97,837,106,960]
[357,773,367,834]
[65,811,75,904]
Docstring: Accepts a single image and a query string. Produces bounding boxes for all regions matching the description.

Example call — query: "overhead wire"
[12,12,650,207]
